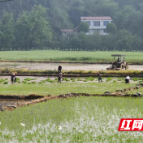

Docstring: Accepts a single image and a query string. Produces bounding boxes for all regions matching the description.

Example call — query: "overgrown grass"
[0,97,143,142]
[0,50,143,63]
[0,82,136,96]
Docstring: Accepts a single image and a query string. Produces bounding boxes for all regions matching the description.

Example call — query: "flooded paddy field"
[0,62,143,71]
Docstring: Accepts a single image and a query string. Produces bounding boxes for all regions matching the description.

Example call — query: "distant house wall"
[61,28,78,37]
[81,17,112,35]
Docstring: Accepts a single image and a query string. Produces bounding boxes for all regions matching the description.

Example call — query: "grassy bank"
[0,68,143,77]
[0,50,143,64]
[0,97,143,142]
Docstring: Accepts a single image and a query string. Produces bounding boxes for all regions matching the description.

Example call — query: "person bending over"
[58,65,62,73]
[11,73,16,83]
[125,76,130,83]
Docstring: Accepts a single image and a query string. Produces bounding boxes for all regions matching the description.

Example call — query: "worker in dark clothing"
[58,65,62,73]
[11,73,16,83]
[97,72,103,83]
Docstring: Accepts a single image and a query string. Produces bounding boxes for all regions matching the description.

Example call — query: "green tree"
[106,22,117,34]
[16,5,52,50]
[0,13,15,50]
[79,22,89,33]
[116,29,134,51]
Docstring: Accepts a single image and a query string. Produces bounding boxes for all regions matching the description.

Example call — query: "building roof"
[81,17,112,20]
[61,29,73,32]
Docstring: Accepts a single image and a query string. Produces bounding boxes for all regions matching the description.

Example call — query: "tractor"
[107,54,129,70]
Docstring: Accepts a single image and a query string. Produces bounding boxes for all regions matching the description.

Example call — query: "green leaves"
[0,12,15,50]
[16,5,52,50]
[79,22,89,33]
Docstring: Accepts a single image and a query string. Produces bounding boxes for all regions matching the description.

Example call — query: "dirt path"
[0,62,143,71]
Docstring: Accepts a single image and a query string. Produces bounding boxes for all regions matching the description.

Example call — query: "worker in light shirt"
[125,76,130,83]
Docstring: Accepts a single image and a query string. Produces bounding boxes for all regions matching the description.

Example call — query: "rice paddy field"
[0,76,139,95]
[0,97,143,142]
[0,50,143,63]
[0,76,143,142]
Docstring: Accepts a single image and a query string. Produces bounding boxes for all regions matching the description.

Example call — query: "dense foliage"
[0,0,143,51]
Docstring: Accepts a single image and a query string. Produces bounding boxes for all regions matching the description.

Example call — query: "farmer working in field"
[58,65,62,73]
[125,76,130,83]
[97,72,103,83]
[11,72,16,84]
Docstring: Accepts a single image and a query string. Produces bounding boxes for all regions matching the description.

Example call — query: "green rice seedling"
[77,78,82,81]
[70,78,75,82]
[22,81,27,84]
[3,81,8,84]
[70,78,74,81]
[41,80,46,83]
[72,79,75,82]
[0,82,136,95]
[117,78,122,81]
[87,76,94,81]
[83,79,88,82]
[31,82,36,84]
[16,78,20,83]
[1,96,143,142]
[63,78,70,82]
[32,78,37,80]
[133,77,138,81]
[106,77,112,82]
[0,79,5,83]
[46,78,53,83]
[0,51,143,64]
[24,78,32,82]
[54,78,58,81]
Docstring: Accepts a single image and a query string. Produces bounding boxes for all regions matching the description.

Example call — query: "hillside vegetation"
[0,0,143,51]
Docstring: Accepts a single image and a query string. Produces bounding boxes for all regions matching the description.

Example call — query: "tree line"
[0,0,143,51]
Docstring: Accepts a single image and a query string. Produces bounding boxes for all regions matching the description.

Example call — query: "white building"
[80,17,112,35]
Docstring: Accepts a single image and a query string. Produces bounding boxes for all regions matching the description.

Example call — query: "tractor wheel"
[125,65,129,70]
[120,64,124,69]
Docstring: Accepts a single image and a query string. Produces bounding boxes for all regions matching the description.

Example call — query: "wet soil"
[0,99,29,106]
[0,94,43,107]
[0,62,143,71]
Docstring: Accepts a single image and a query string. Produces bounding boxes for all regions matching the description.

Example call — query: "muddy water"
[0,62,143,71]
